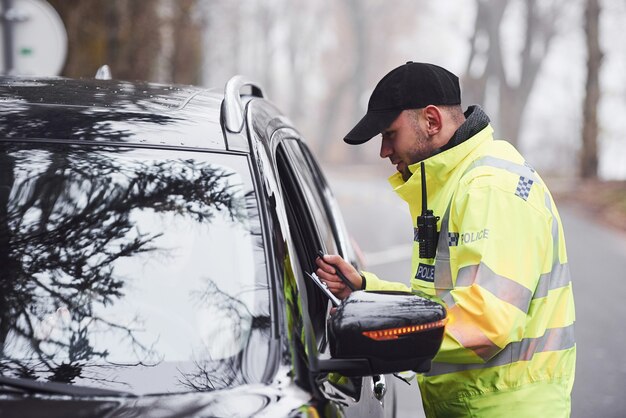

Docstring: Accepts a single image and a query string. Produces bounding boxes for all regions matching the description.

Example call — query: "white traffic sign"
[0,0,67,76]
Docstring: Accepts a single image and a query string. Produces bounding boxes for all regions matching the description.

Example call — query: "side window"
[296,141,358,269]
[276,138,370,402]
[276,142,329,344]
[279,139,341,257]
[276,136,359,352]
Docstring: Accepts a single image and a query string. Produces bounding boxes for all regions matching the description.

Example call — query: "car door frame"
[269,127,389,417]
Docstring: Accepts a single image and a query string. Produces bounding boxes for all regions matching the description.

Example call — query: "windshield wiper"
[0,375,137,397]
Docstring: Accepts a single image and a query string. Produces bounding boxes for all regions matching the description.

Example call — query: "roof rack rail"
[223,75,264,133]
[95,65,112,80]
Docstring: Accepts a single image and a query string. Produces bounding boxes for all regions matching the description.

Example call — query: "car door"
[272,129,392,417]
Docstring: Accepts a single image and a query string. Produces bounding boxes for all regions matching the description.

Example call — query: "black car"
[0,75,446,417]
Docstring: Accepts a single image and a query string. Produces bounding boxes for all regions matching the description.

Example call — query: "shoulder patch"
[515,176,533,201]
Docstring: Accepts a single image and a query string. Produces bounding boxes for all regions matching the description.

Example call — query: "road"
[324,163,626,418]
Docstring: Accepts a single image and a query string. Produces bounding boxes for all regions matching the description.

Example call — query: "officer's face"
[380,110,432,181]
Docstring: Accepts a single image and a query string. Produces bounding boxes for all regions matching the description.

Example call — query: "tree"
[581,0,602,178]
[47,0,202,84]
[463,0,565,147]
[316,0,417,162]
[200,0,331,143]
[318,0,370,162]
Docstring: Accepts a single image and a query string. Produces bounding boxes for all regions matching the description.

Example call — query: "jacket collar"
[439,105,490,153]
[388,123,494,204]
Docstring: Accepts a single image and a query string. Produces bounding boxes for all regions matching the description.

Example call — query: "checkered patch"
[515,176,534,200]
[448,232,459,246]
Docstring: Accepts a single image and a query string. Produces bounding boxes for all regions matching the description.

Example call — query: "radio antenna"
[421,162,428,213]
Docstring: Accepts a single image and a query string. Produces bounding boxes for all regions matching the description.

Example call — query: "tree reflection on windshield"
[177,275,271,392]
[0,144,250,388]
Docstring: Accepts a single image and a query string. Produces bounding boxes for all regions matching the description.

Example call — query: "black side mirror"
[317,290,446,377]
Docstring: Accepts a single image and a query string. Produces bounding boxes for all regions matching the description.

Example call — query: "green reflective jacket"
[363,125,576,417]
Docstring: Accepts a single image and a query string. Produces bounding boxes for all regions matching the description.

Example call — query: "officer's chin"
[401,166,412,181]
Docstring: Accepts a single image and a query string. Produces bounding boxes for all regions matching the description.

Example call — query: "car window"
[0,143,270,395]
[279,139,341,257]
[296,142,358,268]
[275,137,372,404]
[275,142,331,345]
[275,137,359,351]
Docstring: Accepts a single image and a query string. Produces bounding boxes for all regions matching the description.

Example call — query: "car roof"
[0,76,229,150]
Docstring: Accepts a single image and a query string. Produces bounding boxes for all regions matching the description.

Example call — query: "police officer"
[316,62,576,417]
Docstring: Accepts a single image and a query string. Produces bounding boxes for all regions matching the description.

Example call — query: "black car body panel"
[0,369,313,418]
[0,78,225,149]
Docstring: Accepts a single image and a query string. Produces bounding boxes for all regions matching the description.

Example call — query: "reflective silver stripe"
[456,263,533,312]
[545,193,560,265]
[437,155,542,281]
[434,155,555,308]
[533,263,572,299]
[463,156,539,182]
[524,161,536,172]
[530,192,572,299]
[426,157,575,376]
[439,291,455,307]
[434,204,453,294]
[425,324,575,376]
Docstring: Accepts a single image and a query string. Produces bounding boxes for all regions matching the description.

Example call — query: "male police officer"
[316,62,576,417]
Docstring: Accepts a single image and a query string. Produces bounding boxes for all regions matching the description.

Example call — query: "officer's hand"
[315,254,362,300]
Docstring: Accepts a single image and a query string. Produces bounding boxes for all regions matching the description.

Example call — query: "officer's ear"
[423,105,443,136]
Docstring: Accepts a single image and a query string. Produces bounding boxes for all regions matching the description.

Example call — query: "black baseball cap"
[344,62,461,144]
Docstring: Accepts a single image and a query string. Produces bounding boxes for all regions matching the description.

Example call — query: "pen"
[317,250,357,291]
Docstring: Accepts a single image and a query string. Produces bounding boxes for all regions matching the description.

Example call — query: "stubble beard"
[401,121,431,181]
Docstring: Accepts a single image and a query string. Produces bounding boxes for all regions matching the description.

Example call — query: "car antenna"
[95,65,112,80]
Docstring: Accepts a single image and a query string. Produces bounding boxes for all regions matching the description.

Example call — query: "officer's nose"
[380,138,392,159]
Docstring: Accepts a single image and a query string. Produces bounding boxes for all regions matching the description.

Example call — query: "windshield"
[0,143,270,395]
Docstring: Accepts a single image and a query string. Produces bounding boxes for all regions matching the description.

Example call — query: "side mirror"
[317,291,446,377]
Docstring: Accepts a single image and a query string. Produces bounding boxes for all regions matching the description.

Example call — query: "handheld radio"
[416,162,439,259]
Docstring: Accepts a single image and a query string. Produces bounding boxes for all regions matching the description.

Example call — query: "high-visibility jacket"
[362,124,576,417]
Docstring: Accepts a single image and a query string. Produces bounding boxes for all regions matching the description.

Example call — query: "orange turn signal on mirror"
[362,318,448,341]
